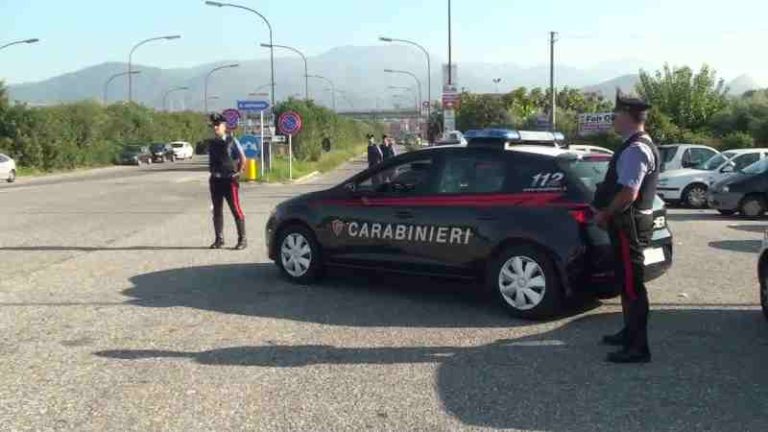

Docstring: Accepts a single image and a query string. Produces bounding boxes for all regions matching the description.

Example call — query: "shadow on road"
[666,211,734,222]
[121,263,601,328]
[728,224,768,234]
[708,240,762,253]
[96,309,768,431]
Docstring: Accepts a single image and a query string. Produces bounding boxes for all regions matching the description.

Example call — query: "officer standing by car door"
[207,113,248,250]
[593,93,659,364]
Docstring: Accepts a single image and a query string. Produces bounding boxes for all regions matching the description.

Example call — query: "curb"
[292,171,320,184]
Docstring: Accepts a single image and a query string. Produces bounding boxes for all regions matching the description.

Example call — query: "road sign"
[222,109,240,130]
[278,111,303,136]
[272,135,287,143]
[239,134,261,159]
[237,100,271,112]
[578,112,614,136]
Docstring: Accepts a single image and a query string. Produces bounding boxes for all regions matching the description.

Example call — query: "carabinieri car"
[266,131,673,319]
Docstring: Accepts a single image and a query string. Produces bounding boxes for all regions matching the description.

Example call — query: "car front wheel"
[740,195,766,219]
[7,169,16,183]
[486,244,562,319]
[683,184,708,208]
[276,225,323,284]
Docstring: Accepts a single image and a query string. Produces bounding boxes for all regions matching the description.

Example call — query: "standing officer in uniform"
[367,134,383,168]
[207,113,248,250]
[593,92,659,364]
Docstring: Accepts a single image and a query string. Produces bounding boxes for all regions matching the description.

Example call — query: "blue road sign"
[239,135,261,159]
[237,100,271,112]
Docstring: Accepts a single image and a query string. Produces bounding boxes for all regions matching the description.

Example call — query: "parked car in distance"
[170,141,194,160]
[117,145,152,166]
[0,153,17,183]
[658,149,768,208]
[568,145,614,155]
[709,157,768,217]
[434,130,468,146]
[150,143,176,163]
[659,144,719,172]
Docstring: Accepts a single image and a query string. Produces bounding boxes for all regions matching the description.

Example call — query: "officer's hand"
[594,211,610,230]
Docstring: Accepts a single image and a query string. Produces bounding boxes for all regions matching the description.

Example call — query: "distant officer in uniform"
[367,134,383,168]
[593,92,659,364]
[207,113,247,250]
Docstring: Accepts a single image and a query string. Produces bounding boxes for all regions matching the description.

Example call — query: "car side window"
[733,153,760,171]
[686,148,716,166]
[506,155,563,193]
[356,158,435,195]
[0,155,7,163]
[437,154,507,194]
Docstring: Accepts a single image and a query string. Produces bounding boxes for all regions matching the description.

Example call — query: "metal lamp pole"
[204,63,239,113]
[384,69,422,113]
[163,86,189,111]
[0,38,39,51]
[103,71,141,104]
[307,75,335,111]
[260,43,308,101]
[128,35,181,103]
[388,86,418,113]
[205,1,275,109]
[379,36,431,110]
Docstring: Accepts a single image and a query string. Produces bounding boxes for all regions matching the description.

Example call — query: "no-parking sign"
[278,111,303,136]
[222,109,241,130]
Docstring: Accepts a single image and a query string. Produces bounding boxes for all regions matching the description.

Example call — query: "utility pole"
[549,31,558,131]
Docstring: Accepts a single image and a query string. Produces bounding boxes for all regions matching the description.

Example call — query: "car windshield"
[659,146,678,163]
[124,146,142,153]
[172,143,184,148]
[740,158,768,175]
[150,144,165,151]
[696,152,735,171]
[557,155,610,198]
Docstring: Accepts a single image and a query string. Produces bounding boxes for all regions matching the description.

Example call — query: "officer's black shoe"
[234,239,248,250]
[606,349,651,364]
[210,239,224,249]
[601,330,629,347]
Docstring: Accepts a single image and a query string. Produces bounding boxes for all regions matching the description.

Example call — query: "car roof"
[723,148,768,155]
[659,143,716,149]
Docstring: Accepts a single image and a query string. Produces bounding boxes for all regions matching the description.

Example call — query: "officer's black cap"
[614,90,652,114]
[209,112,226,125]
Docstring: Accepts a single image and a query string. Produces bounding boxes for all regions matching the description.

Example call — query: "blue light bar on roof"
[463,128,521,140]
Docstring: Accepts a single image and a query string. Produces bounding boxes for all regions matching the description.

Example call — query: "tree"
[456,92,511,131]
[636,64,728,132]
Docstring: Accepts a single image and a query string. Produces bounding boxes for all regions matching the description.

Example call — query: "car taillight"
[569,207,593,225]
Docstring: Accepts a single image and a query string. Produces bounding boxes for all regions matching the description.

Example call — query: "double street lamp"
[206,1,275,109]
[384,69,422,114]
[307,74,335,111]
[163,86,189,111]
[0,38,40,52]
[388,85,418,112]
[204,63,239,113]
[260,43,308,101]
[103,70,141,104]
[128,35,181,103]
[379,36,431,109]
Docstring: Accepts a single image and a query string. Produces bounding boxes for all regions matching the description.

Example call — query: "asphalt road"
[1,157,767,431]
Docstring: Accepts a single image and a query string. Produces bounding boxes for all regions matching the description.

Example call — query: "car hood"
[713,172,750,188]
[660,168,709,180]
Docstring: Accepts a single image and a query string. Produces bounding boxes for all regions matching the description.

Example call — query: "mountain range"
[6,45,763,111]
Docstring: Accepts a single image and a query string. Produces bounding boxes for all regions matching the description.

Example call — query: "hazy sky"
[2,0,766,85]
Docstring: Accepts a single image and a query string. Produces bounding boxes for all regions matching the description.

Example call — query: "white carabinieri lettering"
[343,222,473,246]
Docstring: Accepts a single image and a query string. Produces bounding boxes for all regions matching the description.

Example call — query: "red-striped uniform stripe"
[231,182,245,220]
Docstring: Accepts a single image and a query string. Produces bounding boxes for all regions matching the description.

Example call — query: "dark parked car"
[195,140,208,155]
[117,145,152,166]
[266,135,673,319]
[150,143,176,163]
[709,157,768,218]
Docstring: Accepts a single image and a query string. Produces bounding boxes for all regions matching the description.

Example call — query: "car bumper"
[708,191,743,211]
[657,187,682,201]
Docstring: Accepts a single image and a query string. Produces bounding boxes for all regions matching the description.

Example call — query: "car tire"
[717,209,736,216]
[682,183,709,209]
[7,169,16,183]
[276,224,324,284]
[740,195,766,219]
[486,244,562,320]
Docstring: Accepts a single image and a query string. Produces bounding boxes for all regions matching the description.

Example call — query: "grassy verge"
[258,144,366,183]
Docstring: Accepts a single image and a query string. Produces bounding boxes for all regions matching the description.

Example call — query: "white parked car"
[659,144,719,172]
[435,130,467,146]
[658,149,768,208]
[0,153,17,183]
[169,141,194,160]
[569,145,614,155]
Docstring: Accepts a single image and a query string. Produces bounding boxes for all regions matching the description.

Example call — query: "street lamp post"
[0,38,39,52]
[384,69,422,114]
[260,43,308,101]
[128,35,181,103]
[306,75,335,111]
[103,71,141,104]
[205,1,275,109]
[249,84,272,97]
[204,63,239,113]
[163,86,189,111]
[379,36,431,110]
[388,86,418,112]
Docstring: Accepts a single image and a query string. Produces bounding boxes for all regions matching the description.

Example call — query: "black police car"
[266,130,673,318]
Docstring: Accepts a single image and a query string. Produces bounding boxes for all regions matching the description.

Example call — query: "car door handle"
[395,210,414,219]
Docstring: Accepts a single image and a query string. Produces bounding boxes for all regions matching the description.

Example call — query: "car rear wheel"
[682,184,708,208]
[717,209,736,216]
[276,225,323,284]
[486,244,562,319]
[7,169,16,183]
[740,195,766,219]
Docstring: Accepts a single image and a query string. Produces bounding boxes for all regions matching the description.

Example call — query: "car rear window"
[557,155,610,198]
[172,143,184,148]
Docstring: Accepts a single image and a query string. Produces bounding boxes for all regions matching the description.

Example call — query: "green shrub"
[722,131,755,149]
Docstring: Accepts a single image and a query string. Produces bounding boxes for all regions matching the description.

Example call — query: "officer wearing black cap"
[207,113,247,250]
[593,91,659,364]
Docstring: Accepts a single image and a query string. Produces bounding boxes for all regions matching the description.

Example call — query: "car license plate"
[643,248,665,266]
